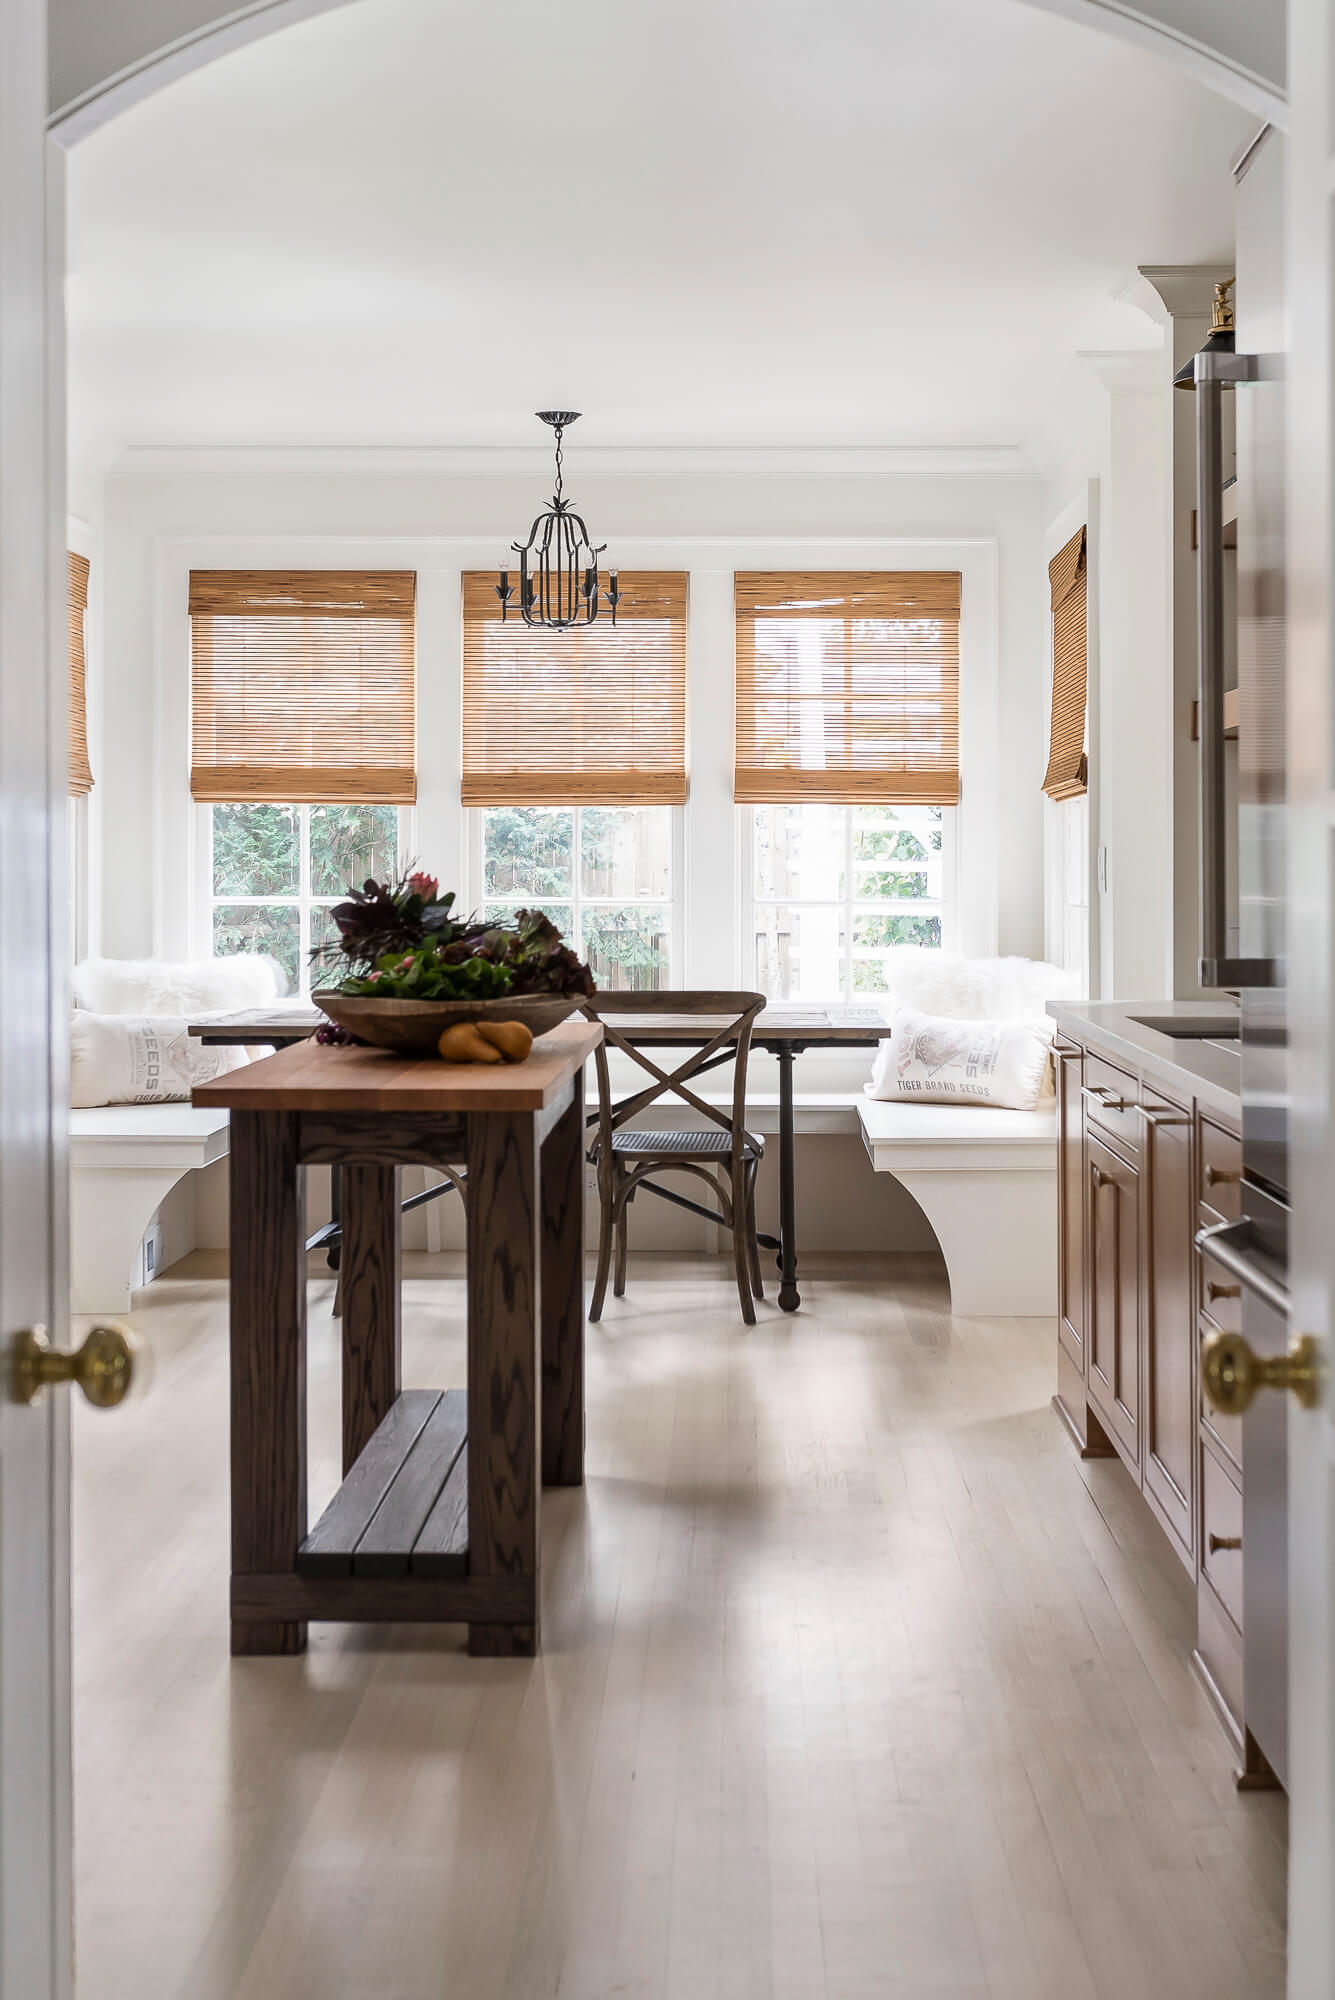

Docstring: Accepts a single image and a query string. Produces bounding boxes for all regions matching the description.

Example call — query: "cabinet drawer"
[1201,1452,1244,1634]
[1083,1055,1140,1157]
[1198,1119,1242,1220]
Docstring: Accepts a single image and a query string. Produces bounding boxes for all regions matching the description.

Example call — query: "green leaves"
[340,949,514,1001]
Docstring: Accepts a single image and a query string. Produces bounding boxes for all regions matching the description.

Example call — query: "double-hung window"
[189,570,416,992]
[735,571,960,1002]
[461,572,686,989]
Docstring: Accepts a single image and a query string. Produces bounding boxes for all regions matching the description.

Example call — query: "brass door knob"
[11,1323,139,1409]
[1201,1328,1321,1416]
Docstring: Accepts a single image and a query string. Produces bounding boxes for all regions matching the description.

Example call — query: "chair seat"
[607,1127,764,1162]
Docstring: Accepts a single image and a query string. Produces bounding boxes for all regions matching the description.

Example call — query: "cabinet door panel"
[1055,1045,1085,1371]
[1141,1087,1195,1563]
[1086,1132,1140,1468]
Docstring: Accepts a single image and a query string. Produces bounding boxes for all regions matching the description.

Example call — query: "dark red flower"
[407,871,439,901]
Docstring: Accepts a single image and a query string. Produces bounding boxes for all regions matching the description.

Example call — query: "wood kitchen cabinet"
[1049,1010,1258,1774]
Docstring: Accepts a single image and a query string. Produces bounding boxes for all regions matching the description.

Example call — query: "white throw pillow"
[875,949,1078,1026]
[865,1004,1054,1111]
[70,1012,260,1108]
[71,952,288,1016]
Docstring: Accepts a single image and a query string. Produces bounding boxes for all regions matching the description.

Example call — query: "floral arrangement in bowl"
[309,870,596,1053]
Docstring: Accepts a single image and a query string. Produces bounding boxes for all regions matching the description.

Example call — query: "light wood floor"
[73,1252,1287,2000]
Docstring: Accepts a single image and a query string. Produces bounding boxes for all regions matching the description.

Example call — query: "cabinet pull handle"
[1205,1165,1241,1187]
[1208,1533,1242,1555]
[1090,1162,1106,1189]
[1082,1085,1133,1113]
[1207,1281,1241,1303]
[1138,1105,1189,1127]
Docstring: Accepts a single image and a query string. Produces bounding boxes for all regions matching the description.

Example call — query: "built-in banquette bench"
[69,1104,230,1314]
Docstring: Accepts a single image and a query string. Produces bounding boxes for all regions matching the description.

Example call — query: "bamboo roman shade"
[734,571,961,805]
[461,571,687,806]
[68,552,93,798]
[1042,527,1088,802]
[189,570,416,804]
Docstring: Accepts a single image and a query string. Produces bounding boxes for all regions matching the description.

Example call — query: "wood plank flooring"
[72,1252,1287,1999]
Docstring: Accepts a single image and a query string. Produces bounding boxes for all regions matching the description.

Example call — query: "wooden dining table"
[193,1002,890,1310]
[193,1020,601,1659]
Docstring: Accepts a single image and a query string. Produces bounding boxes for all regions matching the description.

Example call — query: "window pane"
[754,804,844,900]
[752,904,844,1002]
[580,807,671,899]
[212,903,300,988]
[212,804,298,896]
[481,808,575,898]
[309,803,398,897]
[581,905,671,992]
[851,911,942,992]
[852,866,930,900]
[484,901,576,943]
[852,805,941,864]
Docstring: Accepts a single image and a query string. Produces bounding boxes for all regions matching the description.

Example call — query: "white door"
[0,0,73,1992]
[1286,1,1335,1989]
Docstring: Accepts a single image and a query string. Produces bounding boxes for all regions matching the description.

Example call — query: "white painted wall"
[1043,349,1176,1002]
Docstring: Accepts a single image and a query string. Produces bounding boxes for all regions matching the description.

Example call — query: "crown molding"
[1126,264,1233,325]
[106,444,1038,483]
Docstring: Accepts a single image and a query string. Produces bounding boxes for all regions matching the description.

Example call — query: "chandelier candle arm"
[497,412,617,630]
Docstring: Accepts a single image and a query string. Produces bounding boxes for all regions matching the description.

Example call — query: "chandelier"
[497,412,619,629]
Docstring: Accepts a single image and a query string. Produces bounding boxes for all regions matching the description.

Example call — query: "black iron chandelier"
[497,411,619,629]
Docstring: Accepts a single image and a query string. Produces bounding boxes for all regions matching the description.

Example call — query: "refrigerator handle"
[1193,346,1273,989]
[1196,1215,1290,1320]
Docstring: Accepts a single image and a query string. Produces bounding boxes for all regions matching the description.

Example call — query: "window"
[208,802,400,992]
[477,805,673,991]
[751,802,951,1002]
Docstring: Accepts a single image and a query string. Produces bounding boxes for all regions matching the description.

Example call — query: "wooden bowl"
[312,990,581,1055]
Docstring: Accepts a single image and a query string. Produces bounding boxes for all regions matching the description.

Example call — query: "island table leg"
[229,1108,308,1656]
[542,1073,585,1488]
[467,1109,541,1656]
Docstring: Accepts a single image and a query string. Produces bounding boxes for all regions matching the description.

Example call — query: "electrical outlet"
[584,1166,599,1196]
[1097,844,1110,895]
[142,1221,162,1284]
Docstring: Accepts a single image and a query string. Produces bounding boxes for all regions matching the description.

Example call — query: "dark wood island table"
[193,1019,602,1659]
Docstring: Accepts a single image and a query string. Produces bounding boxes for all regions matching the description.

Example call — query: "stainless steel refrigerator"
[1195,123,1290,1788]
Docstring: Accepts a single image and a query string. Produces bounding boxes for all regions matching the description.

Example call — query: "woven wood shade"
[733,571,961,806]
[1042,527,1088,802]
[68,552,93,798]
[189,570,416,804]
[461,571,687,806]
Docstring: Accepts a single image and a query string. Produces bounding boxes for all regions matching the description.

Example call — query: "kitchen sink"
[1128,1013,1241,1040]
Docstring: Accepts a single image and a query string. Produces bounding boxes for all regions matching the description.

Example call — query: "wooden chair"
[581,991,768,1325]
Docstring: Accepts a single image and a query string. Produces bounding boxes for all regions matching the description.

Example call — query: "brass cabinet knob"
[1208,1533,1242,1555]
[1201,1328,1321,1416]
[11,1323,140,1409]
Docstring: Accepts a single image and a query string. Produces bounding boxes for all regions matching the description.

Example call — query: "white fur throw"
[71,953,288,1017]
[69,1012,261,1108]
[876,950,1078,1025]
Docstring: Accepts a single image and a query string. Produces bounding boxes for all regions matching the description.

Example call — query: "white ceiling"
[65,0,1255,474]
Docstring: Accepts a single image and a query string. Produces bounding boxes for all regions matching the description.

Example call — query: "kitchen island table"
[193,1020,601,1659]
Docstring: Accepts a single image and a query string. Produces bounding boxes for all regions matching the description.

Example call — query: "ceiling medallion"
[497,412,618,629]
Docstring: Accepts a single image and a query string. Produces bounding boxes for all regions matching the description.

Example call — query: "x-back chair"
[580,991,768,1325]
